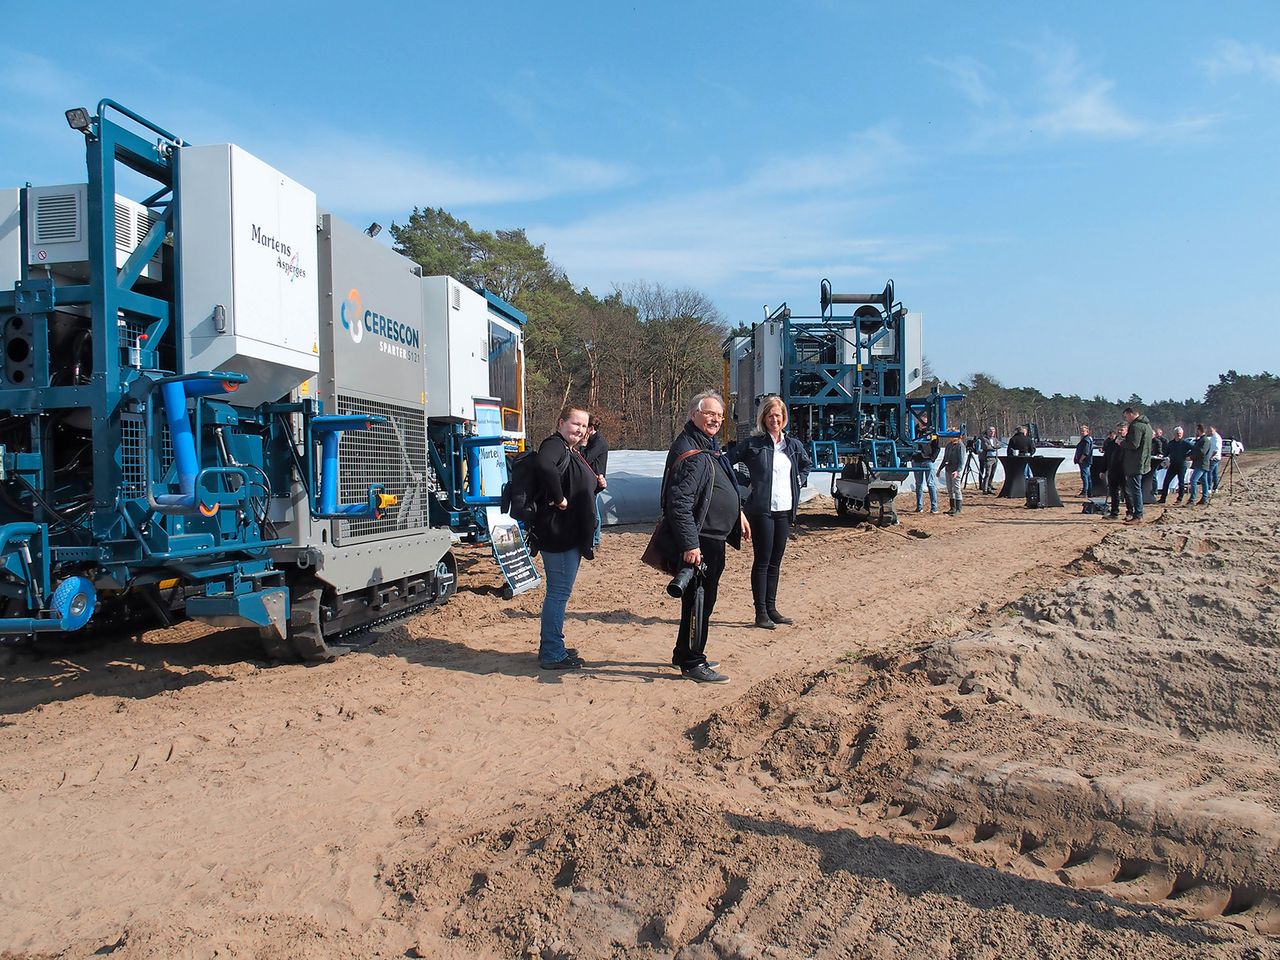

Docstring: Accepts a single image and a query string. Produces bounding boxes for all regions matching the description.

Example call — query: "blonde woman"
[728,396,811,628]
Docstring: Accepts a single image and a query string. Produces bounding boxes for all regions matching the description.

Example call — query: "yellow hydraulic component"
[376,492,399,510]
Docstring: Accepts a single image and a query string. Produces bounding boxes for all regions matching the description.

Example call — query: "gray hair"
[688,389,725,418]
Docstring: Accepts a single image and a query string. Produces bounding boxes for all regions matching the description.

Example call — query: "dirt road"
[2,463,1277,959]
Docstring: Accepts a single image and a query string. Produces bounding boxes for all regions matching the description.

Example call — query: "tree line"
[392,207,1278,451]
[944,370,1280,448]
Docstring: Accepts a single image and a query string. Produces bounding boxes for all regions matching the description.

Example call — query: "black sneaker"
[682,663,730,684]
[671,658,719,670]
[539,655,584,670]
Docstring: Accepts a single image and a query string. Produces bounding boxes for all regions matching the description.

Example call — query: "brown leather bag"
[640,448,708,575]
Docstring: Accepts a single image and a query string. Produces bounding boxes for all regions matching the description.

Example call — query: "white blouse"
[770,437,793,512]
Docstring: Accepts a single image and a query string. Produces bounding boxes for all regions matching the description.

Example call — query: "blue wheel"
[51,576,96,632]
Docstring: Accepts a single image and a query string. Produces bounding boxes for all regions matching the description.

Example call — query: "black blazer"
[661,421,743,555]
[727,433,812,522]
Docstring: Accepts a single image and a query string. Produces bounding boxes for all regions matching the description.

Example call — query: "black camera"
[667,562,706,599]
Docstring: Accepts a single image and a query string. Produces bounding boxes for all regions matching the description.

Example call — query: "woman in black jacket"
[728,395,811,629]
[532,405,599,670]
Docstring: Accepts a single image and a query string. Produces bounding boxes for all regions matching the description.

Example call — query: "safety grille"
[335,393,429,543]
[34,194,80,244]
[120,412,173,497]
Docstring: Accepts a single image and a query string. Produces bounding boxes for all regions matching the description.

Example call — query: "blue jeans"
[1189,468,1210,503]
[1078,464,1092,497]
[1210,460,1220,491]
[592,493,602,549]
[915,468,938,511]
[539,549,581,663]
[1124,474,1144,518]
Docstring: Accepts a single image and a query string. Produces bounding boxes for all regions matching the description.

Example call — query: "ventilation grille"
[450,283,461,310]
[114,206,133,248]
[335,394,429,542]
[120,413,173,497]
[34,193,80,244]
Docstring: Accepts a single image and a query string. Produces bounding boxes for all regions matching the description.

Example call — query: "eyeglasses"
[697,410,724,421]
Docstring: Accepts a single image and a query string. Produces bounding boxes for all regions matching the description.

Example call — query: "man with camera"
[660,390,750,684]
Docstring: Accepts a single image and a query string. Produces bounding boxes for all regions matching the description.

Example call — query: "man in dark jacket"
[1160,426,1192,503]
[583,417,609,548]
[1103,426,1128,519]
[1073,425,1094,497]
[976,426,1000,493]
[661,390,749,684]
[1121,406,1154,523]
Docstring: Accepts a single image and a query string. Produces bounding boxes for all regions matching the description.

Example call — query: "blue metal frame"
[777,280,965,480]
[0,100,388,640]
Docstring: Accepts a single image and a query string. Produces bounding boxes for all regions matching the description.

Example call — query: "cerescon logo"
[340,288,364,344]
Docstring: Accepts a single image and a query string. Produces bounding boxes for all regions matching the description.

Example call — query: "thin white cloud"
[279,135,632,213]
[938,37,1216,147]
[527,131,935,305]
[927,55,997,108]
[1202,39,1280,82]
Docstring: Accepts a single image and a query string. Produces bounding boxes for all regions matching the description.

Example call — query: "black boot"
[765,574,791,624]
[767,609,793,625]
[754,612,777,629]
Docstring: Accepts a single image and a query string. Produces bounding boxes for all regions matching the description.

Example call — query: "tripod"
[960,450,980,491]
[1218,451,1248,497]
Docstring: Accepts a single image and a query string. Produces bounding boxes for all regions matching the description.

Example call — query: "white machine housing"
[422,275,524,425]
[0,190,18,289]
[176,144,320,408]
[751,320,783,399]
[12,183,163,283]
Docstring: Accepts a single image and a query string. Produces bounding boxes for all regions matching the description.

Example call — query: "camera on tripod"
[667,562,707,598]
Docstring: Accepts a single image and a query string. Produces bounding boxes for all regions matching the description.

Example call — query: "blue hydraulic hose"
[161,380,197,497]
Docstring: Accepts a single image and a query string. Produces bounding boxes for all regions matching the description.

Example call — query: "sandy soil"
[1,459,1277,959]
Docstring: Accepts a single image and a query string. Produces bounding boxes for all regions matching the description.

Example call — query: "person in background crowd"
[912,411,940,514]
[1121,406,1153,524]
[1146,426,1167,502]
[1074,425,1094,497]
[1104,423,1128,519]
[1008,424,1036,480]
[1208,425,1224,492]
[1160,426,1192,503]
[583,416,609,549]
[533,406,599,670]
[977,426,1000,493]
[728,395,811,629]
[940,434,964,515]
[661,390,749,684]
[1187,423,1212,506]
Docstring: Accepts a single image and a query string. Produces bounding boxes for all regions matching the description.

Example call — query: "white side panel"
[422,275,492,421]
[421,275,452,418]
[904,312,924,393]
[178,143,319,406]
[752,320,782,398]
[0,190,19,289]
[451,280,490,419]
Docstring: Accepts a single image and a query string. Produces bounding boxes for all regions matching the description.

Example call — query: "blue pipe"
[319,430,340,515]
[161,380,197,498]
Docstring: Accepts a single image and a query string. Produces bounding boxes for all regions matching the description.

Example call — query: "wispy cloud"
[528,130,937,309]
[1202,39,1280,82]
[927,55,997,108]
[934,37,1216,146]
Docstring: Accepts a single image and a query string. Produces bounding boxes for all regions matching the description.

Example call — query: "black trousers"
[748,510,791,614]
[673,536,725,668]
[1108,471,1127,515]
[1161,461,1186,498]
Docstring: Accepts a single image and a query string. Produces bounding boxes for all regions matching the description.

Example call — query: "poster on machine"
[474,401,542,597]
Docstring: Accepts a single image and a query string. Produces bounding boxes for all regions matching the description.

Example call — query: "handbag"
[641,448,709,575]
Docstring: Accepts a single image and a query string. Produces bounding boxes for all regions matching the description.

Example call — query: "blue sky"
[2,2,1276,404]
